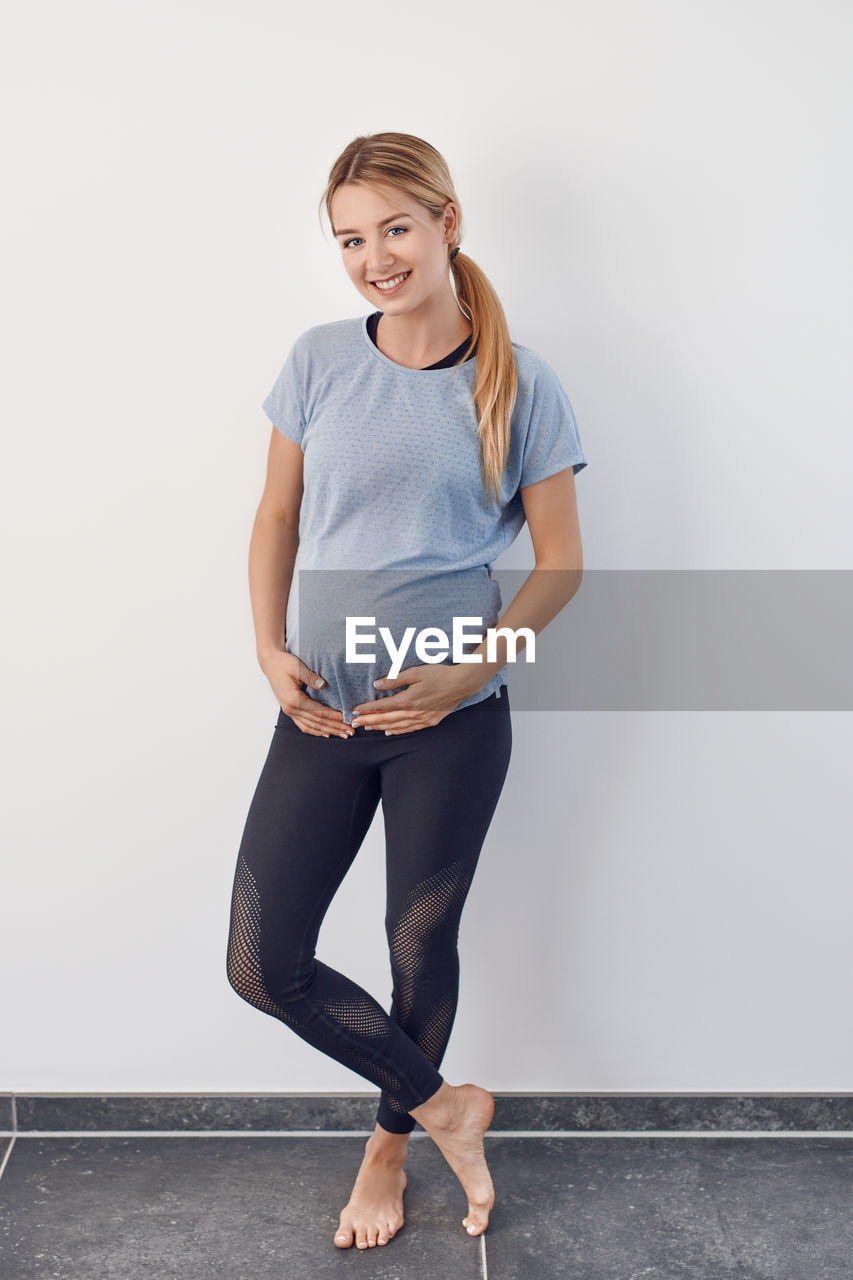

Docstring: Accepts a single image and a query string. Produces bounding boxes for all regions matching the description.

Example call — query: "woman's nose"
[367,254,394,277]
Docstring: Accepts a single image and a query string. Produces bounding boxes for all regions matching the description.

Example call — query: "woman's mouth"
[371,270,411,296]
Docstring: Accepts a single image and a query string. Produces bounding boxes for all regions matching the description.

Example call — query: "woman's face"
[331,182,458,313]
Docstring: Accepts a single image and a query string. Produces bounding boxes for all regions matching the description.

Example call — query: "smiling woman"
[328,177,480,373]
[227,130,588,1253]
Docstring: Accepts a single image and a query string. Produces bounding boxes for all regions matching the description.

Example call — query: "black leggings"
[226,688,512,1134]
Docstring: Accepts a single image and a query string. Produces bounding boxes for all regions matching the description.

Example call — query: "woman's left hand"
[350,663,478,734]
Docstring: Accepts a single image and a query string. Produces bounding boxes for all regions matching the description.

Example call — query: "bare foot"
[408,1081,496,1236]
[334,1127,409,1249]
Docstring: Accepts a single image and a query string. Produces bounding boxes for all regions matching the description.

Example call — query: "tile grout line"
[0,1135,16,1182]
[487,1129,853,1138]
[3,1128,853,1139]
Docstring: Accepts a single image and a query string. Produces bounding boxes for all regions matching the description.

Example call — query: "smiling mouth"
[371,270,412,291]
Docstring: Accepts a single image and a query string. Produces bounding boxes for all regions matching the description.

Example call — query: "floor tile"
[0,1135,483,1279]
[483,1135,853,1279]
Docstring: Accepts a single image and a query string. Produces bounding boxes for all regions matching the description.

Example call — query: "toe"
[334,1224,352,1248]
[356,1224,369,1249]
[366,1228,377,1247]
[382,1218,399,1244]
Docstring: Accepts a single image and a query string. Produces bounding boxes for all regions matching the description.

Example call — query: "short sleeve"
[519,356,588,488]
[261,338,306,448]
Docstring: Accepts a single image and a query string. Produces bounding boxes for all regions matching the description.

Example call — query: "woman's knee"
[386,916,460,986]
[225,929,312,1011]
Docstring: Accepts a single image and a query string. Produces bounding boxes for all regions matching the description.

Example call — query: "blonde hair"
[318,132,518,504]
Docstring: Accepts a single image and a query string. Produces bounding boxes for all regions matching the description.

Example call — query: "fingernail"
[314,678,325,688]
[373,679,383,688]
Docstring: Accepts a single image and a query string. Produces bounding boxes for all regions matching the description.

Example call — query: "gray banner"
[292,569,853,710]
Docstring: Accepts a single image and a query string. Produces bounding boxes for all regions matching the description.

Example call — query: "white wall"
[2,0,851,1094]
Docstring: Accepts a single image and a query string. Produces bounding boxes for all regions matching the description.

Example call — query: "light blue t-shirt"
[261,313,587,723]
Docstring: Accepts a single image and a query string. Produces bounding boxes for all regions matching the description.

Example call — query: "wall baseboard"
[3,1093,853,1135]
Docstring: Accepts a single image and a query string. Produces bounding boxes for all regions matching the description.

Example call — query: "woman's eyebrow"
[334,213,412,238]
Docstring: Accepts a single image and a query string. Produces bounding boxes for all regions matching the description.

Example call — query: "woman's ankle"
[365,1124,411,1159]
[408,1080,457,1128]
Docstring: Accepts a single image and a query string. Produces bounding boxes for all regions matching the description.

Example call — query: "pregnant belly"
[285,567,502,713]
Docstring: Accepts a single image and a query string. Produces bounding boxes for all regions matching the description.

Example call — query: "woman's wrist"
[257,642,286,673]
[448,661,490,701]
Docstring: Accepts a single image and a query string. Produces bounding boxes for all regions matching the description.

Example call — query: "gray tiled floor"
[2,1132,853,1278]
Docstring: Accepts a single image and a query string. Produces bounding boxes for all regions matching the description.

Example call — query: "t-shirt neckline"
[360,313,475,374]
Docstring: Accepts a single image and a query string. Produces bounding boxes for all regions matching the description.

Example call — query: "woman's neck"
[374,308,473,370]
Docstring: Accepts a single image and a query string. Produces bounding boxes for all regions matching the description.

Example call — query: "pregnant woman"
[226,131,587,1250]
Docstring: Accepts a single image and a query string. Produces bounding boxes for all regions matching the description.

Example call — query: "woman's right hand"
[261,649,354,739]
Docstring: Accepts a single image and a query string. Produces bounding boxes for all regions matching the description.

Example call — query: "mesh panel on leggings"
[226,853,290,1021]
[310,990,392,1037]
[381,857,474,1114]
[226,851,411,1104]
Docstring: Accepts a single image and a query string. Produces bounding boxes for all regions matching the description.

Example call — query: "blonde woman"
[226,132,587,1250]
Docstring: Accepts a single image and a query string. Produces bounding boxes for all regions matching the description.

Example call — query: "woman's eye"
[343,226,408,250]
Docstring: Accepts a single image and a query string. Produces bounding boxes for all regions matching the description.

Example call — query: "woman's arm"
[251,429,353,737]
[452,466,584,697]
[250,427,304,672]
